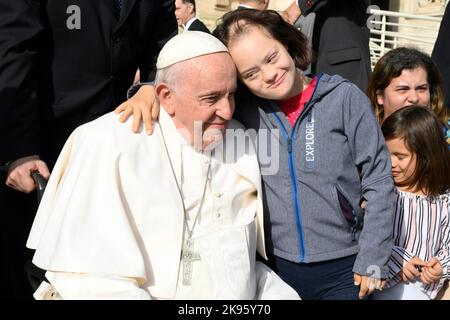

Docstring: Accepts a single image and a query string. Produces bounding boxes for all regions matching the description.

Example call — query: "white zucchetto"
[156,31,229,69]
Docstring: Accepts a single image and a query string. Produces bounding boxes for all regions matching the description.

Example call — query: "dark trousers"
[0,180,39,300]
[269,254,361,300]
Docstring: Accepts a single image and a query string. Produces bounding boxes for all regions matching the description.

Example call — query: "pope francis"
[26,31,299,300]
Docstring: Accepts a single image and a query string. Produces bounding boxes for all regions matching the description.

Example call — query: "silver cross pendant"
[181,238,201,286]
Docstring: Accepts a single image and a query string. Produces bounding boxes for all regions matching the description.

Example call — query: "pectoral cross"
[181,238,201,285]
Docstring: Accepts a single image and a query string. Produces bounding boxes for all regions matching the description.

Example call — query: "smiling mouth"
[269,73,285,89]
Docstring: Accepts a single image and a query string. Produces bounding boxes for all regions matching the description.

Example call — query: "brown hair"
[381,105,450,197]
[368,47,447,124]
[213,9,311,71]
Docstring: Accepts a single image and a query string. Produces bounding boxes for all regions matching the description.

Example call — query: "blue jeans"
[269,254,362,300]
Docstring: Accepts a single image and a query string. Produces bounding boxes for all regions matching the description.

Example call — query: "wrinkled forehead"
[391,65,429,81]
[173,55,236,94]
[389,67,429,86]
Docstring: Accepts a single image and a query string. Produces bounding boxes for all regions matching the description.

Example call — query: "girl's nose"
[407,90,419,104]
[262,66,277,84]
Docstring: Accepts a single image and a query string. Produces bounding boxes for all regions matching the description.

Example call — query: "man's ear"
[156,83,175,115]
[187,3,194,15]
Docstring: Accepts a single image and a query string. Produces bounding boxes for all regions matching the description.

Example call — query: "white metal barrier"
[368,8,444,69]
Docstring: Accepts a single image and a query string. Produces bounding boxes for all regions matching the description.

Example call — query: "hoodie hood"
[302,73,351,114]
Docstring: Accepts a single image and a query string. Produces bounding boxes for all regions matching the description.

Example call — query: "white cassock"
[27,108,300,300]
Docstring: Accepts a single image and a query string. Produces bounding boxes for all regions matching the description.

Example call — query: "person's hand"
[399,256,429,283]
[420,257,442,285]
[6,156,50,193]
[354,273,386,299]
[282,1,302,25]
[360,200,366,209]
[114,85,159,135]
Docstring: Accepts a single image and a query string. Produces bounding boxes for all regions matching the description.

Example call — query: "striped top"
[386,189,450,299]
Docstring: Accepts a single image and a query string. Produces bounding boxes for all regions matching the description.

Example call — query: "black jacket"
[297,0,371,92]
[0,0,177,167]
[187,18,210,34]
[432,4,450,110]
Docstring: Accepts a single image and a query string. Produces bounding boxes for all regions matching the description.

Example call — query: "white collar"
[183,16,198,31]
[238,4,255,9]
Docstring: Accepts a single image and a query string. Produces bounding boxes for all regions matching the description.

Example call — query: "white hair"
[154,62,185,92]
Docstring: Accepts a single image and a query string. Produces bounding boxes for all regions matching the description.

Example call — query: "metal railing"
[368,7,444,69]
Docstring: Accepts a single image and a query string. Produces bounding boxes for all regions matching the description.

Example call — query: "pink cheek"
[421,95,430,104]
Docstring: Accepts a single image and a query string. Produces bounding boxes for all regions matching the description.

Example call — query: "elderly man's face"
[170,52,237,148]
